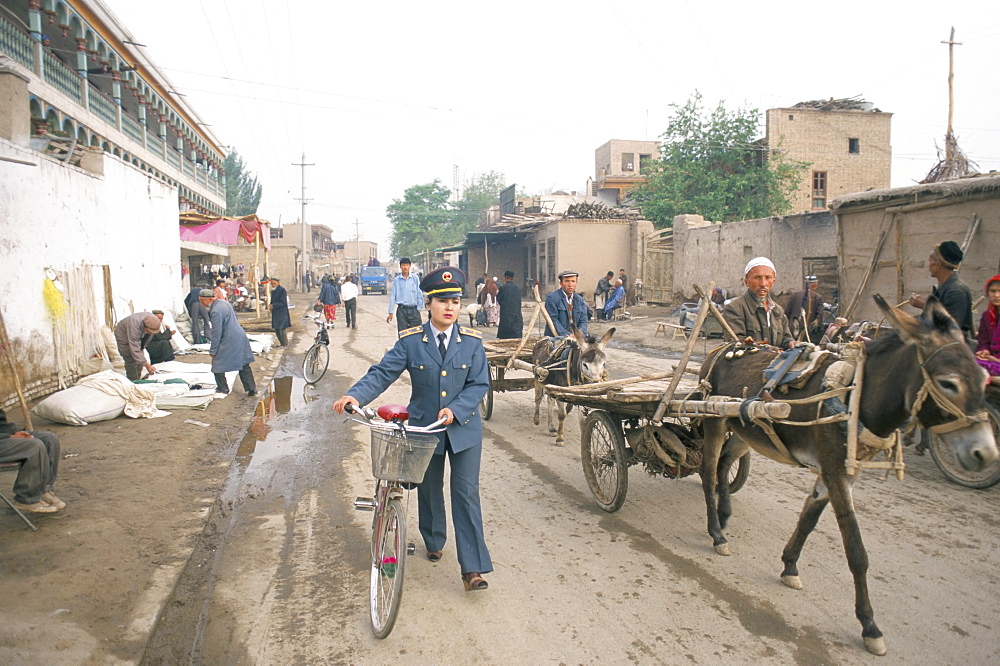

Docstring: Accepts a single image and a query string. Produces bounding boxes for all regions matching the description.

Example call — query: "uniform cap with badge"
[420,266,466,298]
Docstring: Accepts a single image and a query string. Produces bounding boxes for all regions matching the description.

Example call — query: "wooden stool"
[654,322,687,340]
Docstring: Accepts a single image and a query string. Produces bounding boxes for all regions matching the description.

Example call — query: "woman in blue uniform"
[333,267,493,591]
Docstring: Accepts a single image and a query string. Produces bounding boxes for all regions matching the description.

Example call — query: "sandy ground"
[4,295,999,664]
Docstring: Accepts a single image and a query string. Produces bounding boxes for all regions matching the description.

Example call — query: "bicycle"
[302,315,332,384]
[346,403,446,638]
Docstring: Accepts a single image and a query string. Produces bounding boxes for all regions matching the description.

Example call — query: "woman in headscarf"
[480,276,500,326]
[975,274,1000,376]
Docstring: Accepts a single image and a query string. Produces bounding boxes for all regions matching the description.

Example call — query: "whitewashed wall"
[0,136,181,403]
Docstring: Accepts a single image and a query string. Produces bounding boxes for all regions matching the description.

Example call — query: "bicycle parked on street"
[346,403,446,638]
[302,314,332,384]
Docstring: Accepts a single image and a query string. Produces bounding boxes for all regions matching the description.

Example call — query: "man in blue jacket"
[199,290,257,398]
[268,277,291,346]
[544,270,588,337]
[333,267,493,591]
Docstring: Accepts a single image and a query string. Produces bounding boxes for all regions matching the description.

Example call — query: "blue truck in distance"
[360,265,388,295]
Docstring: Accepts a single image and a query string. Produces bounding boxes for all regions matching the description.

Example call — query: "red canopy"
[179,216,271,249]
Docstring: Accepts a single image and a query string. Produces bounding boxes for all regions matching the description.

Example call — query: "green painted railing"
[121,112,144,144]
[42,50,83,103]
[0,15,34,69]
[87,84,117,126]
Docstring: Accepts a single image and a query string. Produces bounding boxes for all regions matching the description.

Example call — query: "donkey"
[532,327,615,445]
[698,295,998,656]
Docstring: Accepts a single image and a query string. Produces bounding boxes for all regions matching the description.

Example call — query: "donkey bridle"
[912,342,989,435]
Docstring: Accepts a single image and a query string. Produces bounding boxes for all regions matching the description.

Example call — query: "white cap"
[744,257,776,276]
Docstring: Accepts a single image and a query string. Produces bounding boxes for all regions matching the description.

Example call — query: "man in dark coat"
[113,312,162,380]
[184,286,211,343]
[268,277,291,346]
[908,240,974,339]
[199,290,257,397]
[144,310,176,364]
[723,256,793,349]
[785,275,824,341]
[496,269,523,339]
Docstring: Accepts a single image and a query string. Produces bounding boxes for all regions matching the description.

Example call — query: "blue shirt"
[389,273,423,313]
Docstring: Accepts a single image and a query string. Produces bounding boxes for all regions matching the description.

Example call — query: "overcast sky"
[105,0,1000,259]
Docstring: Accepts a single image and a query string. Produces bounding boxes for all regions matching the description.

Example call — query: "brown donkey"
[699,295,998,656]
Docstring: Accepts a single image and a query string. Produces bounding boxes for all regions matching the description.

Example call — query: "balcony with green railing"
[0,12,33,69]
[41,50,83,104]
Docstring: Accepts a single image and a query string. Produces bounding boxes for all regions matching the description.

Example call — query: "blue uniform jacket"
[346,322,489,454]
[544,288,589,337]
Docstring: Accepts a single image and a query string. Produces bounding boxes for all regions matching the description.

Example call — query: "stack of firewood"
[564,202,637,220]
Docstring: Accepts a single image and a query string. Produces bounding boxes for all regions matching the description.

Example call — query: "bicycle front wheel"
[370,496,406,638]
[928,403,1000,488]
[302,343,329,384]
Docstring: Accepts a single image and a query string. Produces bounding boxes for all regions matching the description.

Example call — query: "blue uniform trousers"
[418,436,492,575]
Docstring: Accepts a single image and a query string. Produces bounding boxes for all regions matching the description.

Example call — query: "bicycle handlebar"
[345,403,447,433]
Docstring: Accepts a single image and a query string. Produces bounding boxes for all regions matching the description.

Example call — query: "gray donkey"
[532,327,615,445]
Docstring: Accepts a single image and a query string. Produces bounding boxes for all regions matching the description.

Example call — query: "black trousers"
[395,304,422,331]
[214,364,256,394]
[274,327,288,346]
[344,298,357,328]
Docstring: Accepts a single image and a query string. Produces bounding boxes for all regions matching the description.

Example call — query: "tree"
[386,180,454,260]
[452,171,507,236]
[223,150,263,217]
[633,92,805,227]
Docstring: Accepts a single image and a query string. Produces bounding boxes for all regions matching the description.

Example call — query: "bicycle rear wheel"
[370,496,406,638]
[928,403,1000,488]
[303,343,329,384]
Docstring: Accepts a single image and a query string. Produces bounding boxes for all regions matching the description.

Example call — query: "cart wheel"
[581,410,628,512]
[727,453,751,493]
[928,403,1000,488]
[481,366,495,421]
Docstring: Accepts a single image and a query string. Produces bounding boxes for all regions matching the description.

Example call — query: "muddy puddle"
[234,375,321,471]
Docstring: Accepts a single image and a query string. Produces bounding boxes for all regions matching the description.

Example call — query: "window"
[812,171,828,209]
[621,152,634,172]
[848,138,860,154]
[547,239,556,285]
[639,153,652,173]
[788,114,794,121]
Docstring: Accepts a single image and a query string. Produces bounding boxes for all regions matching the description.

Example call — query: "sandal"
[462,572,488,591]
[427,550,442,563]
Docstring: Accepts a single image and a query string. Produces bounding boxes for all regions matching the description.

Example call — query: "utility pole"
[292,153,314,292]
[941,27,962,165]
[354,218,362,275]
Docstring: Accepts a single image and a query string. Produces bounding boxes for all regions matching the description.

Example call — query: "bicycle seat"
[377,404,410,422]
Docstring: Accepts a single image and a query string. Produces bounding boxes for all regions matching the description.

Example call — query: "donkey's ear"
[873,293,922,343]
[924,296,961,335]
[597,327,616,349]
[570,326,585,345]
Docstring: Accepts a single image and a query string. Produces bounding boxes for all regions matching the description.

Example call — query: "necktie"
[438,332,447,359]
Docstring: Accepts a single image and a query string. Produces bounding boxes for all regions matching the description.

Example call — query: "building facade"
[594,139,659,204]
[765,99,892,214]
[0,0,226,214]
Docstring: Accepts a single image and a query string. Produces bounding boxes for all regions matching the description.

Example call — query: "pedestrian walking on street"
[199,289,257,398]
[340,275,359,329]
[334,266,493,592]
[268,277,291,347]
[387,257,423,331]
[496,269,523,339]
[318,275,341,325]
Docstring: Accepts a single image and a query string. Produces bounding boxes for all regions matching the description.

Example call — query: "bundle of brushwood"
[564,202,637,219]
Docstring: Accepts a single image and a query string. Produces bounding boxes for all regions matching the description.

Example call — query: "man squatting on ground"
[113,312,162,380]
[387,257,423,331]
[333,267,493,592]
[0,409,65,514]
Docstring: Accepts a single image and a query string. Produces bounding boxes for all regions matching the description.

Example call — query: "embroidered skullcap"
[804,275,818,283]
[743,257,776,277]
[504,269,515,278]
[199,289,214,298]
[936,241,963,269]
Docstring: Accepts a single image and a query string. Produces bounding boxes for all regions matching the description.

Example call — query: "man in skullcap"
[908,240,973,339]
[198,289,257,398]
[723,257,793,349]
[113,312,164,379]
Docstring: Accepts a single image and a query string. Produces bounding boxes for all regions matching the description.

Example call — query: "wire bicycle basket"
[369,428,438,483]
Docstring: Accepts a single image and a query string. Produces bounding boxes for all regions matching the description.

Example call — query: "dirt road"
[3,294,997,664]
[140,296,1000,664]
